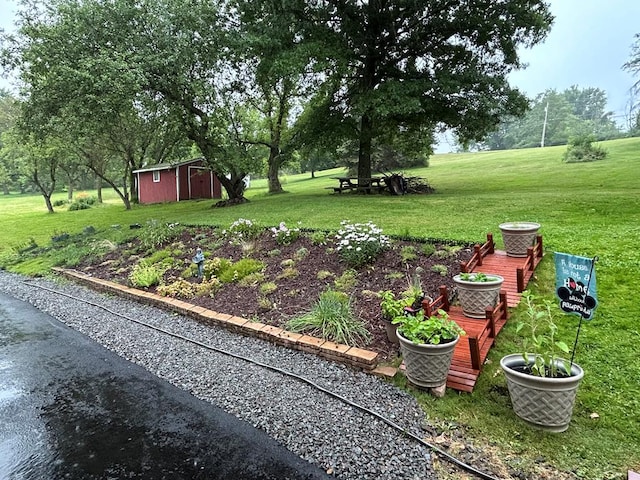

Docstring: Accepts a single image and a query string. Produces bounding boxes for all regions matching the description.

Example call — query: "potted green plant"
[379,290,407,344]
[500,291,584,432]
[452,272,504,319]
[498,222,541,257]
[379,270,430,344]
[393,309,465,389]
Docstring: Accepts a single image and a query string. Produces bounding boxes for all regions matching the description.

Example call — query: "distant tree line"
[462,86,626,152]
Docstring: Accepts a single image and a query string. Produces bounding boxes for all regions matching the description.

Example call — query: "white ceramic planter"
[499,222,541,257]
[500,354,584,433]
[453,273,504,319]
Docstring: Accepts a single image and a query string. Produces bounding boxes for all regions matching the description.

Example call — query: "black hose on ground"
[23,280,500,480]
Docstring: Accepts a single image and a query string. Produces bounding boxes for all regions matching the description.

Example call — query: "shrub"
[238,272,265,286]
[285,290,371,346]
[431,264,448,276]
[140,220,184,250]
[53,199,68,207]
[563,134,607,163]
[270,222,301,245]
[260,282,278,295]
[401,245,418,262]
[334,269,357,292]
[316,270,334,280]
[277,267,299,280]
[68,195,97,211]
[309,231,328,246]
[129,263,163,287]
[293,247,309,261]
[143,248,175,266]
[217,258,265,283]
[334,220,390,267]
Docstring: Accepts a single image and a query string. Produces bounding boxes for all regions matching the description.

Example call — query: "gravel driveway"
[0,271,440,480]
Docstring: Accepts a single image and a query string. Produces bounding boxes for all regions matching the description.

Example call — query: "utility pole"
[541,101,549,147]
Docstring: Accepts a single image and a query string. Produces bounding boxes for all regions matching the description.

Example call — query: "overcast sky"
[2,0,639,121]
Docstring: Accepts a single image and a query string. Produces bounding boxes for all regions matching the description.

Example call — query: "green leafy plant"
[316,270,334,280]
[309,231,328,246]
[334,269,357,292]
[334,220,390,267]
[294,247,309,261]
[431,264,448,276]
[421,243,436,256]
[285,289,371,346]
[157,278,221,298]
[516,291,572,377]
[401,245,418,262]
[563,134,607,163]
[259,281,277,295]
[379,290,408,321]
[217,258,265,283]
[458,272,499,282]
[140,220,184,250]
[129,263,163,287]
[393,309,465,345]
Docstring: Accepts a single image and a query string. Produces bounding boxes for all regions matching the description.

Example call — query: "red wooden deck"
[431,234,543,392]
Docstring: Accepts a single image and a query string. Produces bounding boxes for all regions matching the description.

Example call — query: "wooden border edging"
[52,268,384,373]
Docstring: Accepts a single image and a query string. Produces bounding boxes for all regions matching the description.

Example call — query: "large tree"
[294,0,553,186]
[231,0,318,194]
[2,0,191,208]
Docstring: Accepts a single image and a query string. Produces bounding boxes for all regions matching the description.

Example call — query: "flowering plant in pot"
[393,309,465,389]
[452,272,504,319]
[500,291,584,432]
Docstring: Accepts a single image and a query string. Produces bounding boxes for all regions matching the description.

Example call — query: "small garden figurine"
[192,247,205,278]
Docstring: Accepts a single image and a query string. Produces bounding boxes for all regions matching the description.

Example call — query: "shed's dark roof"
[132,158,206,174]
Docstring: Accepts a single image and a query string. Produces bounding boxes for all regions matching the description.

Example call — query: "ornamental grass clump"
[334,220,390,267]
[285,289,371,346]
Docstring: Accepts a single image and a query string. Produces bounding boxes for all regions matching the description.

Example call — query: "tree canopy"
[291,0,553,183]
[2,0,559,204]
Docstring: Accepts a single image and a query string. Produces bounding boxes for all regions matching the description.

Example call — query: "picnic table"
[327,177,387,194]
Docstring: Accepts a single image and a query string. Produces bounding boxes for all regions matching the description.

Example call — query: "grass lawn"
[1,137,639,479]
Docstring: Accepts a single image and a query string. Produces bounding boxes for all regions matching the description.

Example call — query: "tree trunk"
[87,167,130,209]
[216,172,248,206]
[96,176,103,203]
[267,146,283,193]
[358,113,374,188]
[44,194,54,213]
[2,183,9,195]
[67,184,73,201]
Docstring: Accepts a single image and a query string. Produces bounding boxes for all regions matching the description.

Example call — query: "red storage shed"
[133,158,222,204]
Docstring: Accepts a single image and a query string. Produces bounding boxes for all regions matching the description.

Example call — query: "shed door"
[189,167,210,199]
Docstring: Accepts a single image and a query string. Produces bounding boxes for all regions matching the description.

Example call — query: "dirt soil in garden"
[76,225,473,362]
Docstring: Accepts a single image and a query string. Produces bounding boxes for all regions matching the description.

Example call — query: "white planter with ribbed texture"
[397,331,459,389]
[453,273,504,319]
[500,354,584,433]
[499,222,540,257]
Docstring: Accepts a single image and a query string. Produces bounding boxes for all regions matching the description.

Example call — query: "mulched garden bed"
[76,225,472,361]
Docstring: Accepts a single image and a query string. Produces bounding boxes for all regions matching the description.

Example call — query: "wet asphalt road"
[0,292,332,480]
